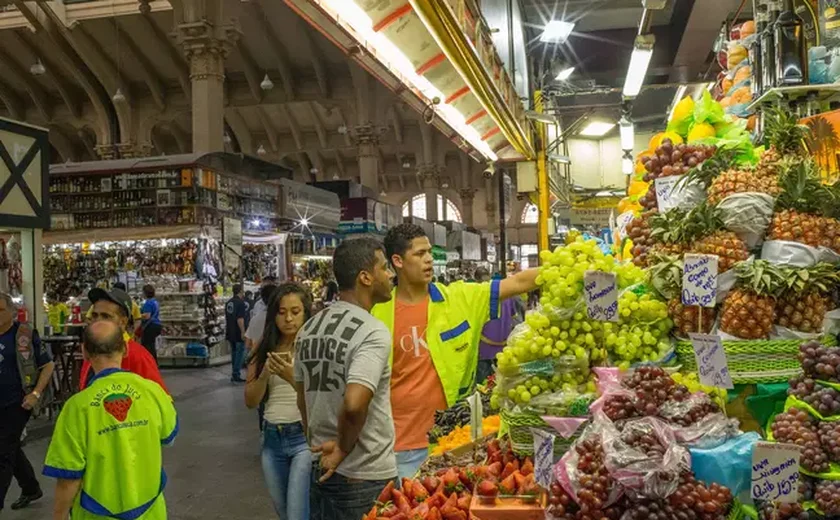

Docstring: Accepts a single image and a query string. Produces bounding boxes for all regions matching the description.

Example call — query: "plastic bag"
[771,324,821,341]
[761,240,822,267]
[689,431,760,496]
[602,415,691,499]
[694,90,726,126]
[717,193,775,248]
[555,417,625,507]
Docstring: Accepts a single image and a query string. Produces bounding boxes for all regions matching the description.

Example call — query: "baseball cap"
[88,287,132,319]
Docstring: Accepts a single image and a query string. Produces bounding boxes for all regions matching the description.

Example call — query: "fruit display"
[428,386,494,444]
[775,264,840,334]
[431,417,501,456]
[637,140,716,212]
[647,255,717,337]
[719,261,785,340]
[769,407,829,473]
[798,340,840,384]
[815,480,840,516]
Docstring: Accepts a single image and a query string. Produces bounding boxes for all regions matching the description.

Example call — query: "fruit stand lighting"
[622,35,654,98]
[540,20,575,43]
[555,66,575,81]
[579,121,616,137]
[619,116,634,150]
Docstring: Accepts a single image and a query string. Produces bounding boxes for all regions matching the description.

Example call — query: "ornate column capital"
[95,144,117,160]
[175,21,238,80]
[138,0,151,15]
[417,164,441,188]
[354,125,380,158]
[458,188,476,203]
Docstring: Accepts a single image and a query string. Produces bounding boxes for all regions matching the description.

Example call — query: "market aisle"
[10,367,275,520]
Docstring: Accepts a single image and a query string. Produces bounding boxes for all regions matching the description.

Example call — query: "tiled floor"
[7,367,276,519]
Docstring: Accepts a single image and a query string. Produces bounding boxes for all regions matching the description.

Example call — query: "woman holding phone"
[245,283,313,520]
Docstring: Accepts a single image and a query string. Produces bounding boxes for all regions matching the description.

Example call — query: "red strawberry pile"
[103,393,132,422]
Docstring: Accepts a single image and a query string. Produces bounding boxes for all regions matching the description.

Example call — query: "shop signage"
[654,176,681,211]
[688,333,733,389]
[0,118,49,228]
[570,207,612,227]
[467,391,483,441]
[583,271,618,322]
[279,179,340,229]
[433,223,447,247]
[341,198,401,234]
[751,441,801,503]
[682,254,718,307]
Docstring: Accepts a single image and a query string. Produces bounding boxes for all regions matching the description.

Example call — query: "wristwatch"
[31,390,41,400]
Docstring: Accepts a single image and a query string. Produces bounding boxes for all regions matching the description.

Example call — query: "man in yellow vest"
[372,223,538,479]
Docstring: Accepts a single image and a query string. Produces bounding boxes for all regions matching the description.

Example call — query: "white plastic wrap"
[761,240,822,267]
[717,193,774,249]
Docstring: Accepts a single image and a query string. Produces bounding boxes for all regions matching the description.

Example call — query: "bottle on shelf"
[762,0,781,91]
[774,0,808,86]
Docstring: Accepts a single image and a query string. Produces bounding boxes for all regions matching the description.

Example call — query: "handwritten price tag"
[655,176,681,211]
[584,271,618,322]
[682,254,718,308]
[531,428,556,488]
[467,392,483,441]
[752,442,801,503]
[689,333,734,389]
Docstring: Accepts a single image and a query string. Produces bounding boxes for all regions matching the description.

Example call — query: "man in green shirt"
[43,320,177,520]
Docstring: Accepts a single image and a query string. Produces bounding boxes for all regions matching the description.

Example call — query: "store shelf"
[159,317,204,323]
[51,191,109,196]
[747,85,840,111]
[161,336,204,340]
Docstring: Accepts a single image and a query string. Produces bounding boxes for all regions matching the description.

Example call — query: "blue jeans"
[262,421,311,520]
[310,464,395,520]
[231,341,245,380]
[396,448,428,480]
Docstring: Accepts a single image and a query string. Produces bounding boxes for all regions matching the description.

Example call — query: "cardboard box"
[469,493,545,520]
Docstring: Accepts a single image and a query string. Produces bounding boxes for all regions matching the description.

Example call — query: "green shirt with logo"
[43,368,177,519]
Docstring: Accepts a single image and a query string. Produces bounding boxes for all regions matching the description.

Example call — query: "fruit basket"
[674,335,838,384]
[500,408,587,457]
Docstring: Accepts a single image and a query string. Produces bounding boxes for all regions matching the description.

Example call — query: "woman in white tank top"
[245,283,312,520]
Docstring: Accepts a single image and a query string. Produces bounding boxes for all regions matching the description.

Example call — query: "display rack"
[746,85,840,111]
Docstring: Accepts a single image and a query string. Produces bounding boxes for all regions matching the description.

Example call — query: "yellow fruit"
[635,160,647,175]
[740,21,756,38]
[687,122,716,142]
[648,132,666,150]
[628,181,649,197]
[669,96,695,126]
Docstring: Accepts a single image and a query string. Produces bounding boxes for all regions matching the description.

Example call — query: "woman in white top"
[245,283,312,520]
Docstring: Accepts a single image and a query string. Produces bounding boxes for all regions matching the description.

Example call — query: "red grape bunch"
[667,474,733,520]
[815,480,840,516]
[603,394,640,422]
[637,141,717,210]
[620,426,666,458]
[626,213,655,267]
[620,499,683,520]
[658,395,721,427]
[798,341,840,383]
[770,408,829,473]
[819,421,840,463]
[546,482,578,520]
[625,366,681,416]
[757,502,810,520]
[573,435,615,519]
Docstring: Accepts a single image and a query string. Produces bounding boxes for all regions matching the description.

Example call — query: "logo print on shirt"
[103,393,133,422]
[399,326,428,357]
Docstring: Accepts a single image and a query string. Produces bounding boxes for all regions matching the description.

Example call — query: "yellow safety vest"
[371,281,501,407]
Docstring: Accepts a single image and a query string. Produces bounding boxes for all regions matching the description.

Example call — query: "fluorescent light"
[622,47,653,97]
[540,20,575,43]
[619,117,634,150]
[555,66,575,81]
[579,121,616,137]
[668,84,688,121]
[622,157,634,175]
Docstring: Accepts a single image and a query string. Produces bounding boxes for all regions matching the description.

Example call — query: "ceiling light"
[402,160,411,169]
[337,124,347,135]
[622,36,655,98]
[540,20,575,43]
[555,66,575,81]
[223,133,232,144]
[332,173,340,180]
[257,144,267,156]
[260,74,274,91]
[380,189,387,197]
[579,121,616,137]
[300,218,310,227]
[112,88,126,104]
[622,157,634,175]
[30,60,45,76]
[619,116,634,150]
[309,167,319,174]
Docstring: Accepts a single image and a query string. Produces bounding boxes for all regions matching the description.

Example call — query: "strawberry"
[486,462,502,479]
[391,514,408,520]
[103,393,132,422]
[427,492,446,509]
[402,479,414,500]
[442,469,462,493]
[426,507,442,520]
[442,493,458,512]
[378,481,395,503]
[393,490,412,514]
[457,469,473,492]
[499,474,516,495]
[422,476,440,495]
[476,480,499,497]
[442,510,466,520]
[501,460,519,480]
[512,471,527,494]
[377,502,397,518]
[411,481,428,504]
[456,492,471,511]
[520,457,534,476]
[409,502,429,520]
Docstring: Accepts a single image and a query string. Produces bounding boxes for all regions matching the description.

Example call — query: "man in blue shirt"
[225,284,248,383]
[0,292,54,512]
[140,284,162,363]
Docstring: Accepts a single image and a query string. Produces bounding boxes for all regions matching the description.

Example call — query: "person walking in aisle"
[245,284,279,352]
[293,238,397,520]
[373,223,539,479]
[226,284,249,383]
[0,293,54,513]
[80,287,166,392]
[140,284,162,362]
[251,276,278,320]
[245,283,313,520]
[43,320,177,520]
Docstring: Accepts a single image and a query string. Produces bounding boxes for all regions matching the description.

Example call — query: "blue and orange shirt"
[43,368,177,520]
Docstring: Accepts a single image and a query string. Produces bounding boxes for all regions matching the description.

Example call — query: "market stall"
[44,152,292,367]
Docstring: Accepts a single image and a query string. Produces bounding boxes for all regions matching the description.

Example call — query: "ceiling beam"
[76,129,97,160]
[48,125,77,162]
[299,20,329,98]
[335,106,352,147]
[334,149,346,178]
[390,105,404,144]
[236,39,262,103]
[257,107,279,152]
[308,102,328,148]
[12,30,81,119]
[0,46,51,121]
[279,104,303,150]
[166,121,189,154]
[251,3,294,101]
[224,107,253,154]
[115,19,166,110]
[309,149,326,181]
[0,80,24,120]
[395,152,407,190]
[71,23,131,104]
[137,12,190,99]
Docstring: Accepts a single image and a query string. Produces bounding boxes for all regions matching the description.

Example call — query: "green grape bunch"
[603,291,673,369]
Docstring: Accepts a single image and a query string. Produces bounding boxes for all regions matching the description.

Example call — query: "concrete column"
[176,17,238,153]
[356,125,379,192]
[20,229,43,328]
[485,177,497,231]
[459,188,476,227]
[419,164,439,222]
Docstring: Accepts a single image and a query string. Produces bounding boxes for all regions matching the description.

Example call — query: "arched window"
[402,194,462,223]
[521,203,538,224]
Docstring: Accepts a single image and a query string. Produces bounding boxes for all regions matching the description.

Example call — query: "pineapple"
[707,168,781,205]
[775,263,840,334]
[648,256,716,336]
[756,106,810,179]
[691,230,750,273]
[766,159,835,248]
[720,261,786,339]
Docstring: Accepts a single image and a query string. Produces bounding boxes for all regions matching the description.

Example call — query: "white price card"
[654,176,681,211]
[689,333,734,389]
[584,271,618,322]
[467,392,483,441]
[616,211,635,240]
[682,254,718,307]
[751,442,801,503]
[531,428,556,488]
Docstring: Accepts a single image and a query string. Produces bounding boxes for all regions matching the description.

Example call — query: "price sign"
[531,428,556,488]
[467,392,483,441]
[584,271,618,322]
[751,442,801,503]
[655,176,681,211]
[689,333,734,389]
[682,254,718,307]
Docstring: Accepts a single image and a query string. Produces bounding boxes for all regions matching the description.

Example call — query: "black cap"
[88,287,132,319]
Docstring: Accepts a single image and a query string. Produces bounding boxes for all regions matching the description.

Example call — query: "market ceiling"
[0,0,487,193]
[524,0,743,129]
